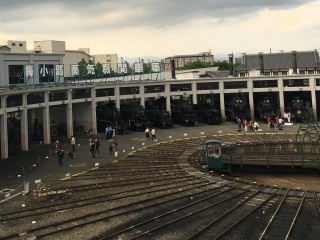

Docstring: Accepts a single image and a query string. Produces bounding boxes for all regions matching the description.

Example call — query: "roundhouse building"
[0,49,320,159]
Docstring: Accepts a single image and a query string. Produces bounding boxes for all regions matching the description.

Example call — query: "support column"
[21,93,28,151]
[247,78,254,120]
[310,76,317,119]
[115,86,120,109]
[165,83,171,112]
[219,81,226,120]
[43,91,51,144]
[1,96,8,159]
[66,89,73,138]
[192,82,197,104]
[278,77,285,114]
[91,88,97,134]
[140,85,145,107]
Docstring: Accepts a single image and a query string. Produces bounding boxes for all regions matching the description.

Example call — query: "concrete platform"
[0,121,301,202]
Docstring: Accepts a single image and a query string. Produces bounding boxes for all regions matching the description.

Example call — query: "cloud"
[0,0,319,57]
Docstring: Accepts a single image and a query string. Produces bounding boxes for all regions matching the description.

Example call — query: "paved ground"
[0,121,309,202]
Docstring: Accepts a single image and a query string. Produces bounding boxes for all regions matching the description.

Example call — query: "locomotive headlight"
[186,120,189,122]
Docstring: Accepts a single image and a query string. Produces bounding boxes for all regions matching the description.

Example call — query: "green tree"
[78,58,87,77]
[213,60,229,71]
[176,60,213,70]
[95,62,102,76]
[143,63,150,74]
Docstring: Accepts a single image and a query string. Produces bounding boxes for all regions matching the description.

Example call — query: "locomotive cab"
[204,140,223,171]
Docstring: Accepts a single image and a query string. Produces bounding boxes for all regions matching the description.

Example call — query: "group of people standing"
[236,117,259,132]
[88,138,119,158]
[266,115,284,132]
[55,127,120,166]
[235,115,285,133]
[145,127,157,141]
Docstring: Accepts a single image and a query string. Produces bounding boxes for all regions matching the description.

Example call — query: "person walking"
[243,119,248,132]
[269,120,275,132]
[95,138,100,154]
[145,127,150,139]
[267,116,271,128]
[106,125,112,140]
[70,135,76,152]
[254,120,259,132]
[114,142,119,157]
[56,146,63,166]
[278,117,284,130]
[108,138,114,154]
[89,139,95,158]
[236,117,242,131]
[55,139,63,166]
[249,120,254,131]
[151,128,157,141]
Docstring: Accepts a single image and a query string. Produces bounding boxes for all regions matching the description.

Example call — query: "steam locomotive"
[121,102,152,131]
[96,102,128,134]
[289,97,309,122]
[257,97,278,122]
[195,103,222,125]
[225,97,250,121]
[171,97,198,126]
[145,97,174,129]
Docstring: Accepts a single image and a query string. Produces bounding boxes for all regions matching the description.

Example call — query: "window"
[19,43,23,47]
[224,81,247,89]
[253,80,278,88]
[11,43,16,46]
[170,83,192,92]
[9,65,24,84]
[283,79,309,87]
[197,82,219,90]
[207,144,221,158]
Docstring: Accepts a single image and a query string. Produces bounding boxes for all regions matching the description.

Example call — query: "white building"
[7,40,27,53]
[93,53,118,73]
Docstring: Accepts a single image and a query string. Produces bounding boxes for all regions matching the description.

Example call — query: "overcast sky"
[0,0,319,60]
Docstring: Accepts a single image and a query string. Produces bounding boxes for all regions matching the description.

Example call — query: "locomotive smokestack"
[259,52,264,75]
[228,53,234,77]
[292,51,298,74]
[171,58,176,79]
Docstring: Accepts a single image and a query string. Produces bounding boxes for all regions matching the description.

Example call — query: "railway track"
[0,133,319,239]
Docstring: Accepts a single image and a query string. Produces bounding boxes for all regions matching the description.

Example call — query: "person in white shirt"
[278,118,284,129]
[145,127,150,139]
[151,128,157,141]
[70,136,75,152]
[253,121,259,132]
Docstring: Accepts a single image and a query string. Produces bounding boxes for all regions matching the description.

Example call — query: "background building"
[163,51,214,71]
[7,40,27,53]
[93,54,118,73]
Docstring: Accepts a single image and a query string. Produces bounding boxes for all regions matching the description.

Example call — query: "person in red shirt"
[243,119,248,131]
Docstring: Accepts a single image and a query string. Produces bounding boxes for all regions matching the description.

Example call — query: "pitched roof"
[0,45,10,50]
[236,51,320,71]
[199,70,229,78]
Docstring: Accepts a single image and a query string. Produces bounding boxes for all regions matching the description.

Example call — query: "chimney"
[171,58,176,79]
[228,54,234,77]
[292,51,298,74]
[259,52,264,75]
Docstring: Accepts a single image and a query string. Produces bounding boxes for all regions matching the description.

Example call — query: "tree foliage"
[176,60,213,70]
[175,59,242,71]
[213,60,229,71]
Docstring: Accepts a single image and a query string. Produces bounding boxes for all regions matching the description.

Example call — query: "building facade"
[1,49,320,159]
[163,51,214,71]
